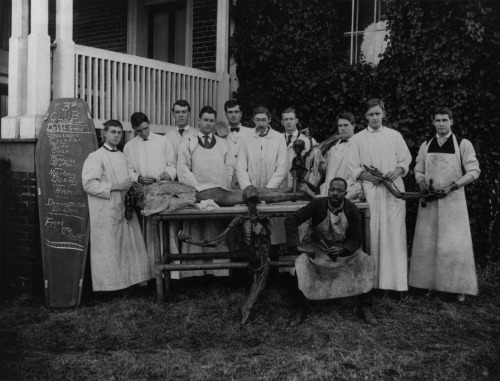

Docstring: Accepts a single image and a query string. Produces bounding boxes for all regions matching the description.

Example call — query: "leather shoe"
[288,309,306,327]
[360,307,378,325]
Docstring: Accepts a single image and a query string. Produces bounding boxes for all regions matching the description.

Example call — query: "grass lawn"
[1,269,499,381]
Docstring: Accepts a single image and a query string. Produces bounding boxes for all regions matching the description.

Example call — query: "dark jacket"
[284,197,362,255]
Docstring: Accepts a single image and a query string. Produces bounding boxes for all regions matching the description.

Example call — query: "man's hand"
[360,172,382,185]
[138,175,156,185]
[159,171,171,181]
[383,167,404,182]
[441,182,458,195]
[325,246,343,261]
[297,245,316,259]
[111,179,133,191]
[418,180,429,194]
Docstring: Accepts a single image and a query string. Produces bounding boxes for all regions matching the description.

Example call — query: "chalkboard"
[35,99,98,308]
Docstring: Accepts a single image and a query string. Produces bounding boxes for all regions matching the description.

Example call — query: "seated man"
[284,178,377,326]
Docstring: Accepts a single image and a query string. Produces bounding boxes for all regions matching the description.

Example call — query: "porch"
[0,0,231,141]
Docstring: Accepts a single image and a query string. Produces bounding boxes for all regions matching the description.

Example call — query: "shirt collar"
[367,126,384,133]
[103,143,117,152]
[177,125,190,131]
[198,132,214,139]
[255,127,271,137]
[287,129,299,138]
[328,199,345,214]
[436,131,452,140]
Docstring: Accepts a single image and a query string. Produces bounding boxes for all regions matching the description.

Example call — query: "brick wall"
[2,170,43,298]
[49,0,128,53]
[192,0,217,72]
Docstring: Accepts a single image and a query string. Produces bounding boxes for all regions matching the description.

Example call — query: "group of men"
[82,97,480,326]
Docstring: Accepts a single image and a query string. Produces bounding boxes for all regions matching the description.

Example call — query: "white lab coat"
[236,128,288,189]
[123,132,177,279]
[124,132,177,181]
[227,125,254,189]
[82,147,150,291]
[164,125,198,163]
[321,139,356,196]
[347,126,412,291]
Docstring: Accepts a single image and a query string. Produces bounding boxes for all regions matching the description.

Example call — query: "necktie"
[231,128,240,133]
[179,128,185,136]
[104,145,117,152]
[286,134,293,145]
[203,135,209,148]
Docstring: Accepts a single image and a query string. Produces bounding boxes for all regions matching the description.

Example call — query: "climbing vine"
[232,0,500,265]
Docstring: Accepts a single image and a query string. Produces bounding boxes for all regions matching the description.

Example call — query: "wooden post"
[53,0,75,98]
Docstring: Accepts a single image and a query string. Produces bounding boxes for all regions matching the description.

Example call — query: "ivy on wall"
[232,0,500,265]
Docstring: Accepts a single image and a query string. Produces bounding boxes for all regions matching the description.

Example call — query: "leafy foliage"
[232,0,500,264]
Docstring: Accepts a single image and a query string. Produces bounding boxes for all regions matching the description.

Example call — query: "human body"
[409,108,480,299]
[82,120,149,291]
[347,99,412,291]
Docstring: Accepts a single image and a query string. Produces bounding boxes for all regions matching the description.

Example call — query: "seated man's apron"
[295,210,374,300]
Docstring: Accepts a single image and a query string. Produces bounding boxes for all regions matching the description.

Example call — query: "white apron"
[295,212,374,300]
[176,141,230,278]
[409,137,478,295]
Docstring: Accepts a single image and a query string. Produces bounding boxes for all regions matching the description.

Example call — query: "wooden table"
[149,201,370,303]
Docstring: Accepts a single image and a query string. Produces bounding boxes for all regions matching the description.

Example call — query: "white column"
[20,0,51,139]
[52,0,75,99]
[215,0,230,116]
[1,0,29,139]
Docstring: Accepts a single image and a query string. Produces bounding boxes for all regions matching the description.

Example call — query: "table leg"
[153,217,164,303]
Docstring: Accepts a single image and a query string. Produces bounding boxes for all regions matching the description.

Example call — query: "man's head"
[336,112,355,140]
[365,98,385,130]
[172,100,191,128]
[327,177,347,208]
[130,112,150,140]
[224,99,243,128]
[103,120,124,148]
[281,107,299,135]
[252,106,271,135]
[432,107,453,137]
[198,106,217,135]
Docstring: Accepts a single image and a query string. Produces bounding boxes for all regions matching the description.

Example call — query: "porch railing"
[74,45,219,132]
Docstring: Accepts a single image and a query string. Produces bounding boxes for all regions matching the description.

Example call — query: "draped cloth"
[82,147,150,291]
[295,212,374,300]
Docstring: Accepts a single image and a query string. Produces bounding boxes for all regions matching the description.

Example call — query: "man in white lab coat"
[177,106,233,277]
[124,112,177,278]
[236,106,288,190]
[82,120,149,291]
[164,100,198,161]
[224,99,254,189]
[347,98,412,294]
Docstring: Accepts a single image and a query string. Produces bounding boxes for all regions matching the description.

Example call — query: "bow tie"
[231,128,240,133]
[178,128,185,136]
[103,145,118,152]
[142,138,148,141]
[339,139,348,144]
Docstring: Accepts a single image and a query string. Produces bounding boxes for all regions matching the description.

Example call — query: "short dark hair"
[130,112,149,128]
[336,111,355,126]
[199,105,217,119]
[172,99,191,112]
[281,107,297,118]
[252,106,271,119]
[329,177,348,190]
[103,120,123,132]
[224,99,242,112]
[365,98,385,113]
[433,107,453,120]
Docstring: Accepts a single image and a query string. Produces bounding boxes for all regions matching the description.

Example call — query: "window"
[343,0,388,65]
